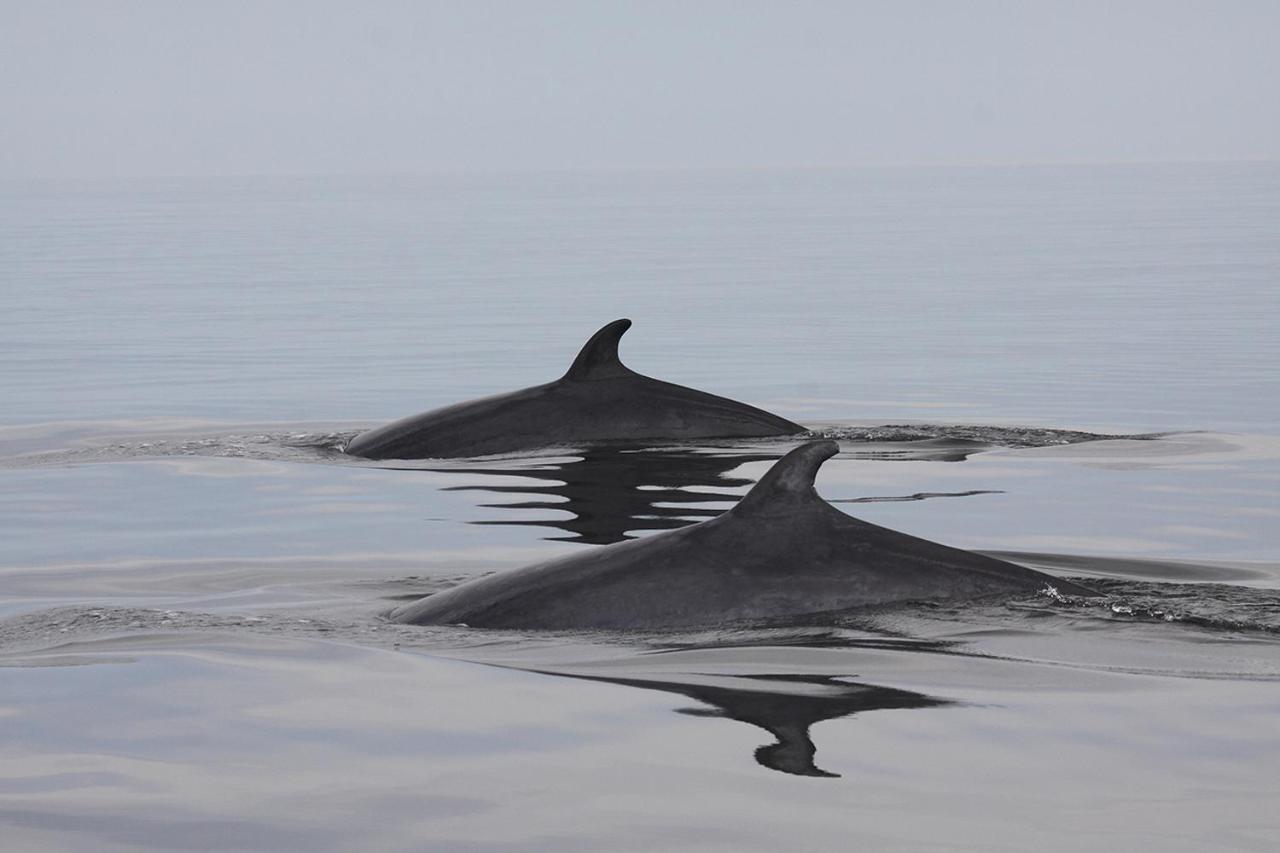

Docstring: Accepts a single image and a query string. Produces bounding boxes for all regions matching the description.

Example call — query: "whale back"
[345,319,804,459]
[390,440,1099,629]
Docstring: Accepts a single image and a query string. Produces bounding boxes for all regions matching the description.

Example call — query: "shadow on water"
[401,439,991,544]
[530,667,952,777]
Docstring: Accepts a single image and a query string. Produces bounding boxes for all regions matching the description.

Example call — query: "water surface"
[2,164,1279,851]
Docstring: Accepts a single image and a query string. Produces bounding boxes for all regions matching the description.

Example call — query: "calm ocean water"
[3,163,1279,431]
[2,164,1279,851]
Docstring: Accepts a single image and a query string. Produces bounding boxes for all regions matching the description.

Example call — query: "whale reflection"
[534,667,952,777]
[418,439,988,545]
[428,447,775,544]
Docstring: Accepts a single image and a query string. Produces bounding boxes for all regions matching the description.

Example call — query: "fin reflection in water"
[426,447,776,544]
[414,439,990,545]
[534,668,953,778]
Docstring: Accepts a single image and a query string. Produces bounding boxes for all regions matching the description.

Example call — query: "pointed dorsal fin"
[564,319,634,380]
[732,440,839,516]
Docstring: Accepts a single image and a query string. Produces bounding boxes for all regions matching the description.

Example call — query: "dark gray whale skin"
[343,319,804,459]
[390,440,1099,629]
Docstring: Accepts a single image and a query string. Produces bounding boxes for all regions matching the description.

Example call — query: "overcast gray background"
[2,0,1277,179]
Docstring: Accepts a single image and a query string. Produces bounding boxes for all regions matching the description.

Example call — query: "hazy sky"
[2,0,1277,179]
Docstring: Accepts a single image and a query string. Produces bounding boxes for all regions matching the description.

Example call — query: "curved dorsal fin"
[564,318,634,380]
[732,440,839,516]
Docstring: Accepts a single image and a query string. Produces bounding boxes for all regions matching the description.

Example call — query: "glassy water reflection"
[531,667,952,777]
[410,438,991,544]
[421,448,772,544]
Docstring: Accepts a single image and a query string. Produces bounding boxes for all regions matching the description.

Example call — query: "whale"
[390,440,1099,629]
[343,318,804,459]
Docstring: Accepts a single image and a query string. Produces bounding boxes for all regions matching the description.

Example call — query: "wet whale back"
[344,319,803,459]
[390,441,1099,629]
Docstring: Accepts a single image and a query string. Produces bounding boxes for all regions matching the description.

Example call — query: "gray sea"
[2,163,1279,852]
